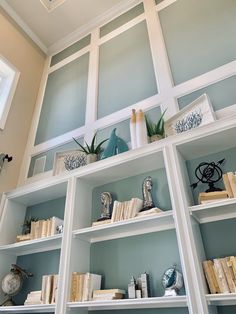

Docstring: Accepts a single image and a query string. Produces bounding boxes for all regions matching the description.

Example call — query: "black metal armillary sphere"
[191,159,225,192]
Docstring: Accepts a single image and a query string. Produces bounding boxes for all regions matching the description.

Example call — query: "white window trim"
[0,55,20,130]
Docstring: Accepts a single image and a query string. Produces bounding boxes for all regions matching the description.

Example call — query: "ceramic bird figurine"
[100,128,129,159]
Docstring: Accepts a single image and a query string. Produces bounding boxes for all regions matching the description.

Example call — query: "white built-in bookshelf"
[0,115,236,314]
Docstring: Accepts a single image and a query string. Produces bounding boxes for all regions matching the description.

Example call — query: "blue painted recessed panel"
[98,21,157,118]
[178,76,236,112]
[35,54,89,145]
[159,0,236,84]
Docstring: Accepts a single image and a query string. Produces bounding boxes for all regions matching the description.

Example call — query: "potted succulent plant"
[73,133,108,164]
[145,110,167,143]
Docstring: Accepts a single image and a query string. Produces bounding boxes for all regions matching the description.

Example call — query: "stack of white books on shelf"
[70,272,102,302]
[111,198,143,222]
[203,256,236,294]
[41,274,58,304]
[16,216,63,242]
[92,289,126,301]
[223,172,236,198]
[24,291,42,305]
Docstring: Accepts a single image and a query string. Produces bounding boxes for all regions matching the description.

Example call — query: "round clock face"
[162,267,176,289]
[2,273,22,296]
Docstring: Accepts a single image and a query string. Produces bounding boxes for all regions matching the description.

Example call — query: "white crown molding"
[47,0,143,56]
[0,0,48,54]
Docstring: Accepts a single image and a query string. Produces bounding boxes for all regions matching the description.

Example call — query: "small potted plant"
[145,110,166,143]
[73,133,108,164]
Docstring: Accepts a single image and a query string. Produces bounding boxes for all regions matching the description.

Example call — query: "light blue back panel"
[91,168,172,223]
[28,138,83,178]
[90,309,189,314]
[178,76,236,111]
[155,0,164,4]
[218,306,236,314]
[200,218,236,260]
[100,3,144,37]
[97,21,158,118]
[159,0,236,85]
[90,230,185,297]
[35,53,89,145]
[186,147,236,205]
[14,250,61,305]
[23,197,65,234]
[50,35,91,66]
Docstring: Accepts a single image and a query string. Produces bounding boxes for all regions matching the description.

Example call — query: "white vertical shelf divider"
[163,145,216,314]
[55,177,75,314]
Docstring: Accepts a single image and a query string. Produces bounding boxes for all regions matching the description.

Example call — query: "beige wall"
[0,10,45,193]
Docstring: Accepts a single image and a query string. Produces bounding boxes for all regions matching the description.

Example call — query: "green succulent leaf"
[94,138,108,154]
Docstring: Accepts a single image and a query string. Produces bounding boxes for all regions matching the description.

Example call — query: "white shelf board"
[68,296,187,310]
[0,234,62,255]
[0,304,55,313]
[206,293,236,306]
[73,212,174,243]
[189,198,236,224]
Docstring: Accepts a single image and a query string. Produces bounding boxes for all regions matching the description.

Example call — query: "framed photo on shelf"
[52,149,87,176]
[165,94,216,136]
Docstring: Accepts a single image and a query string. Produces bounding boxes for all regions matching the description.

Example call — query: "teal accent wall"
[91,309,189,314]
[200,218,236,260]
[28,138,83,178]
[91,168,172,223]
[186,147,236,205]
[14,250,61,305]
[178,76,236,111]
[90,230,185,297]
[218,307,236,314]
[100,3,144,37]
[159,0,236,84]
[35,54,89,145]
[97,21,157,118]
[50,35,91,66]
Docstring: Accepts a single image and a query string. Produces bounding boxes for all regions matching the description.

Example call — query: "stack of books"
[198,191,229,204]
[24,291,42,305]
[92,289,126,301]
[223,172,236,198]
[203,256,236,294]
[70,272,102,302]
[16,216,64,242]
[111,198,143,223]
[41,274,58,304]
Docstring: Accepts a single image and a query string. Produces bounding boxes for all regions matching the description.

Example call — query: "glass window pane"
[35,53,89,145]
[100,3,144,37]
[98,21,157,119]
[50,35,91,66]
[159,0,236,84]
[178,76,236,111]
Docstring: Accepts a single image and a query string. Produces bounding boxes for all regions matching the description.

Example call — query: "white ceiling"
[1,0,139,54]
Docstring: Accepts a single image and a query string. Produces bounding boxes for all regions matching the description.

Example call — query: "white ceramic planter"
[86,154,98,164]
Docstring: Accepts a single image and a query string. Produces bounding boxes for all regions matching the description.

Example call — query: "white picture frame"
[165,94,216,136]
[52,149,87,176]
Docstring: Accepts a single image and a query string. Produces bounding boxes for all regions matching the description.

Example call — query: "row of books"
[16,216,63,242]
[41,274,58,304]
[24,274,58,305]
[70,272,101,302]
[203,256,236,294]
[223,172,236,198]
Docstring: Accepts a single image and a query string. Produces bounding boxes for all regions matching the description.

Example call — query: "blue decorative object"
[100,128,129,160]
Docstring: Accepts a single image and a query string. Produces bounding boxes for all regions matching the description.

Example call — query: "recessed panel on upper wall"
[159,0,236,85]
[35,53,89,145]
[97,21,158,119]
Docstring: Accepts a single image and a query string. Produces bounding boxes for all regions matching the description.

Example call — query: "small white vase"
[86,154,97,164]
